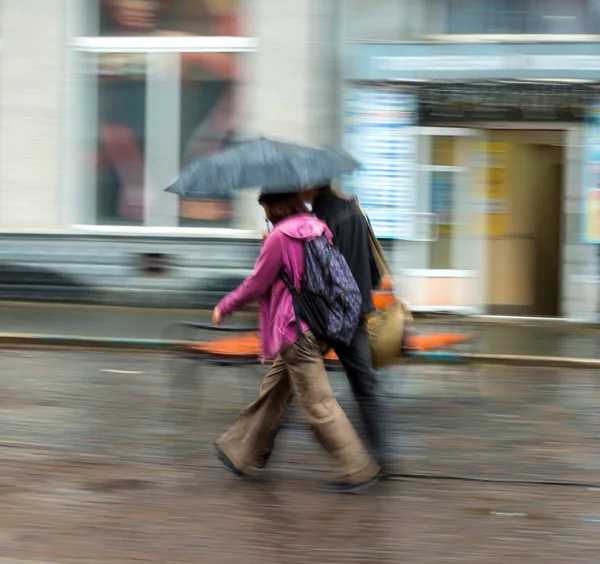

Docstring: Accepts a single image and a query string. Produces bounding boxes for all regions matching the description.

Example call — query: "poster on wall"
[473,142,511,236]
[583,105,600,243]
[98,0,243,36]
[431,170,454,236]
[343,86,416,239]
[585,189,600,242]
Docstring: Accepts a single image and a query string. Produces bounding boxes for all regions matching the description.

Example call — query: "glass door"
[400,127,487,314]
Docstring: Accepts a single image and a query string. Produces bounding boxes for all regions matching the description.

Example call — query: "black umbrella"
[165,137,359,199]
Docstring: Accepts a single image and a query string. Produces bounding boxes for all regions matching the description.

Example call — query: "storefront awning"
[347,42,600,81]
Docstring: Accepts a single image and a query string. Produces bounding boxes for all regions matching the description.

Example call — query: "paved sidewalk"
[0,301,598,359]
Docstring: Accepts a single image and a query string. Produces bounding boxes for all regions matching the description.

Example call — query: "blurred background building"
[0,0,598,320]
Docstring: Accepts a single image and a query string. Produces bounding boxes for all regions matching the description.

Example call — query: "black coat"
[312,189,381,316]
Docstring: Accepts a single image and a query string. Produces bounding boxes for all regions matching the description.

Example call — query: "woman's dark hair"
[258,192,309,224]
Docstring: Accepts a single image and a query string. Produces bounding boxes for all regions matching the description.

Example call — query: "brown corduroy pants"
[217,331,379,483]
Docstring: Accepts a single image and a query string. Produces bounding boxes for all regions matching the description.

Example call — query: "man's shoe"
[325,473,381,494]
[212,443,244,477]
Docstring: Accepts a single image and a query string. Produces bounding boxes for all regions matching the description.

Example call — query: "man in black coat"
[303,184,390,471]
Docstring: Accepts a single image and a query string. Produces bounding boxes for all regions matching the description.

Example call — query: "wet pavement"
[1,302,599,359]
[0,350,599,562]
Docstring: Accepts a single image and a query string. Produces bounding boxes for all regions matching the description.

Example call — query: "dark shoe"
[325,473,381,494]
[212,442,244,477]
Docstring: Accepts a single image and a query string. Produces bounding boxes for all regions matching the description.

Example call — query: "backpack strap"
[280,270,303,338]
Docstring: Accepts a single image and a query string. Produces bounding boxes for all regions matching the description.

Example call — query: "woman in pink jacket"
[212,191,380,492]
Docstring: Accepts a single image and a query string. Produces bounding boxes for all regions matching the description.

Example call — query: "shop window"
[178,54,239,227]
[94,0,242,37]
[448,0,594,35]
[94,53,148,226]
[72,0,254,229]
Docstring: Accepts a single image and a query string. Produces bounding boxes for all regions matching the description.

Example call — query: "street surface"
[0,350,599,562]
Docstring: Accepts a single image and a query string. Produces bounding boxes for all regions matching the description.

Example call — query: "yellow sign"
[585,188,600,242]
[431,170,454,236]
[582,105,600,243]
[474,142,511,236]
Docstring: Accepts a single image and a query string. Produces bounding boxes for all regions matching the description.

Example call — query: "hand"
[212,307,222,326]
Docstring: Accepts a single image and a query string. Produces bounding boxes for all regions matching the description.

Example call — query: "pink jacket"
[217,213,332,358]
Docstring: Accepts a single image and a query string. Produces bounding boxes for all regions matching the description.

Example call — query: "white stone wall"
[247,0,338,145]
[236,0,340,229]
[0,0,340,232]
[0,0,67,229]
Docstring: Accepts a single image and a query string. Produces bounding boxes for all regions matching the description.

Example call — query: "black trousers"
[256,321,388,469]
[331,321,388,467]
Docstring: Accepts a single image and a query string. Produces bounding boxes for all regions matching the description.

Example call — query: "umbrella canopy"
[165,137,359,199]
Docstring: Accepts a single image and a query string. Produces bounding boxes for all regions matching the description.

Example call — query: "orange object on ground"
[372,274,395,310]
[405,333,468,353]
[324,348,339,362]
[185,274,468,360]
[372,292,396,310]
[186,331,468,360]
[189,333,261,358]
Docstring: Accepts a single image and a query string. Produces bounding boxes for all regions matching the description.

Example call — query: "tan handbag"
[352,198,415,368]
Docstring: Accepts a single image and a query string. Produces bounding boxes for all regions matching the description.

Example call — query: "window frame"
[66,1,259,236]
[445,0,596,37]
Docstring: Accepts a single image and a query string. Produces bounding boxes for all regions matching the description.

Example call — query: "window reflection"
[84,1,247,227]
[179,53,238,226]
[91,51,240,226]
[100,0,243,37]
[96,53,147,224]
[448,0,593,35]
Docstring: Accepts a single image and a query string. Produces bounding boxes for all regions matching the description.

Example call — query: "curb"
[3,301,598,329]
[456,353,600,370]
[0,333,598,369]
[413,314,600,330]
[403,351,600,369]
[0,333,173,352]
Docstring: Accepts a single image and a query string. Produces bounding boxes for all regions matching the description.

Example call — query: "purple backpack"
[281,234,362,346]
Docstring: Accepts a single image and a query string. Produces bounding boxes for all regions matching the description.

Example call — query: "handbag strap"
[280,270,303,338]
[350,197,391,280]
[350,199,416,332]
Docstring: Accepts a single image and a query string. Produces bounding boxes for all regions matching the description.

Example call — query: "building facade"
[341,0,600,320]
[0,0,598,320]
[0,0,341,307]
